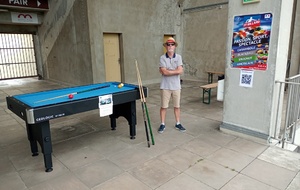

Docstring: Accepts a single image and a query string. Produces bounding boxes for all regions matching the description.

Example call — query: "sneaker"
[175,124,186,132]
[158,124,165,133]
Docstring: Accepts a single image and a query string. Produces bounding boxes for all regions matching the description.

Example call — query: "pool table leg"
[110,117,117,131]
[110,101,137,139]
[26,124,39,156]
[26,121,53,172]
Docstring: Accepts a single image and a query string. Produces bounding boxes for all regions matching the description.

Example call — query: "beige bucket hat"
[163,37,178,47]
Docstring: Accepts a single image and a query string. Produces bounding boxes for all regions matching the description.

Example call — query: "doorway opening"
[0,33,37,80]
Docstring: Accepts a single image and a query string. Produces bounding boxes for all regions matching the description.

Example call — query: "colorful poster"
[231,13,273,70]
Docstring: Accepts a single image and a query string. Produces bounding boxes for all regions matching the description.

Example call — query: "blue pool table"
[6,81,147,172]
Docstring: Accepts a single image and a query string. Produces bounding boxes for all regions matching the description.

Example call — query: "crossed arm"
[159,65,183,76]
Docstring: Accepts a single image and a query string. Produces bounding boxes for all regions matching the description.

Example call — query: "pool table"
[6,81,148,172]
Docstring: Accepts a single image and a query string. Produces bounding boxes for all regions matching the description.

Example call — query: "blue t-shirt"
[159,53,183,90]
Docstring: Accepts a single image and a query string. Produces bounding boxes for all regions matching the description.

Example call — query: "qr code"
[241,74,252,85]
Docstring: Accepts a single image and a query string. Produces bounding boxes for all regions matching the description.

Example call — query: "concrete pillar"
[221,0,294,139]
[289,0,300,76]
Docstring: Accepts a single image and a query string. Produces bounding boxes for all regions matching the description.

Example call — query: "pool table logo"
[36,113,65,122]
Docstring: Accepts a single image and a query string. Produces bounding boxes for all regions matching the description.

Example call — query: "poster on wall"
[231,13,273,71]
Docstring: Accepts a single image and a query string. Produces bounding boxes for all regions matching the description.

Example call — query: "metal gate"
[0,34,37,80]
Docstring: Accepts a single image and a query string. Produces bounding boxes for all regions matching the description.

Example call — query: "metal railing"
[272,74,300,150]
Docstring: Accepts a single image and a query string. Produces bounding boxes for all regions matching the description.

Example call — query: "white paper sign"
[99,94,113,117]
[240,70,254,88]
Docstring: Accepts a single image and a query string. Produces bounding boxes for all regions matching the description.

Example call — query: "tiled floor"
[0,78,300,190]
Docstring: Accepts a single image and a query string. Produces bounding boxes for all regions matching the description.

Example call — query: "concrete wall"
[221,0,294,139]
[0,0,229,85]
[1,0,299,86]
[34,0,230,85]
[46,0,92,85]
[86,0,182,85]
[181,0,228,82]
[37,0,92,85]
[36,0,182,85]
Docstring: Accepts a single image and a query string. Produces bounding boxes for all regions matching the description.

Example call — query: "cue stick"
[34,84,110,103]
[135,60,155,145]
[135,61,150,147]
[136,62,155,145]
[136,64,155,145]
